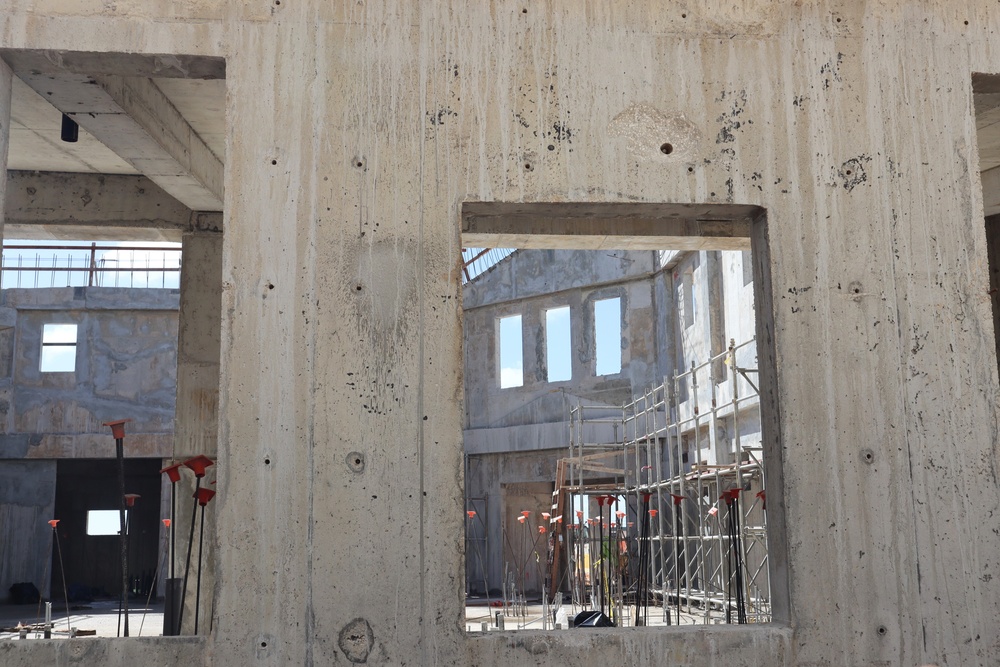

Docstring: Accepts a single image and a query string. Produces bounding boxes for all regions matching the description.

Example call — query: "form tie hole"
[660,143,674,155]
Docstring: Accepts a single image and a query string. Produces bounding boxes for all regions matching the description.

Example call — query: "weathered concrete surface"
[0,636,206,666]
[2,2,1000,666]
[0,288,178,456]
[4,171,191,242]
[0,459,55,601]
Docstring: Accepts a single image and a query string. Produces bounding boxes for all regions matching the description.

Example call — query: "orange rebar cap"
[103,419,131,439]
[183,455,215,478]
[160,462,183,483]
[48,519,59,528]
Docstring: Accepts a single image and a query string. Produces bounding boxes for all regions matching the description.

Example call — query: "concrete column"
[175,229,222,460]
[0,57,10,239]
[172,229,222,635]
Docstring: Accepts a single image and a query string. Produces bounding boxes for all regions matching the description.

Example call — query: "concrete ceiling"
[8,76,226,174]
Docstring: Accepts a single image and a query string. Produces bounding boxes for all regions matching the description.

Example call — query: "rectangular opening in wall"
[86,509,128,536]
[498,314,524,388]
[40,323,77,372]
[545,306,572,382]
[682,270,695,328]
[461,202,786,633]
[594,297,622,376]
[0,48,225,636]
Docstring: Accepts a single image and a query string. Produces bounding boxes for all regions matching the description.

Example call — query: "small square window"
[86,509,128,536]
[40,323,78,373]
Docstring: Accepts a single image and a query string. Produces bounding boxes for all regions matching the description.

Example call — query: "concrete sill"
[467,624,794,665]
[0,635,206,666]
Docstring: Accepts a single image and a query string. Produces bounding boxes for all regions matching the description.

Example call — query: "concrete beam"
[983,166,1000,216]
[13,72,223,211]
[0,50,225,80]
[4,171,191,241]
[462,202,756,251]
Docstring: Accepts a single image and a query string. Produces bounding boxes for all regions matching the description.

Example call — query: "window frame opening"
[39,322,78,373]
[593,296,622,376]
[544,305,573,383]
[461,201,788,632]
[497,313,524,388]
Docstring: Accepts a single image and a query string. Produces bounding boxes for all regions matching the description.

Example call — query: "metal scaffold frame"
[557,338,770,626]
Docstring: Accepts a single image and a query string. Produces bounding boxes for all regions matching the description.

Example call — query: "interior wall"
[0,459,55,602]
[51,458,162,600]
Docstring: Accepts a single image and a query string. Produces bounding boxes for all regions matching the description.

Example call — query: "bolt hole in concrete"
[355,285,363,291]
[660,142,674,155]
[271,159,277,165]
[688,166,694,173]
[877,625,887,636]
[261,641,268,648]
[347,452,365,473]
[264,458,271,465]
[524,163,533,171]
[862,449,874,464]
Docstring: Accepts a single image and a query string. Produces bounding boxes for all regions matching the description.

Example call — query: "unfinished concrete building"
[3,1,1000,665]
[462,247,762,604]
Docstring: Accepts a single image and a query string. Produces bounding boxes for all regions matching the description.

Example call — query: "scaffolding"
[558,338,770,626]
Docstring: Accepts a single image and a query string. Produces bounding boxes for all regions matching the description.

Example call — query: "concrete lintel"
[13,71,224,211]
[4,171,190,241]
[462,202,756,251]
[0,50,225,80]
[983,166,1000,216]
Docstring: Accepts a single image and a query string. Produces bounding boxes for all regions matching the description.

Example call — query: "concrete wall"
[3,2,1000,666]
[0,287,178,602]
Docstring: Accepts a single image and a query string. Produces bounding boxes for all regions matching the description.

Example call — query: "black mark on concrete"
[820,53,844,90]
[427,108,455,125]
[715,89,750,144]
[839,155,870,192]
[338,617,374,663]
[513,112,530,128]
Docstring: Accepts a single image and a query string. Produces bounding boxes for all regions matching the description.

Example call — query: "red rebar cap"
[162,519,171,528]
[195,487,217,506]
[541,512,551,520]
[517,515,526,523]
[597,496,607,507]
[124,493,141,507]
[649,509,659,518]
[616,511,625,519]
[466,510,476,519]
[670,494,685,506]
[756,490,767,510]
[575,510,583,518]
[183,454,215,478]
[103,419,131,439]
[48,519,59,528]
[538,525,546,534]
[160,462,183,483]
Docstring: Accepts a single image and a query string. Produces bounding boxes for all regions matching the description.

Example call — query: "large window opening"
[0,49,224,640]
[545,306,572,382]
[593,297,622,376]
[460,202,783,633]
[498,314,524,388]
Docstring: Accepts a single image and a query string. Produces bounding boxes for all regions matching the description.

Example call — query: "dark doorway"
[51,459,161,602]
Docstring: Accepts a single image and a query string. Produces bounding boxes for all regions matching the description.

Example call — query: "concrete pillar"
[0,57,10,239]
[172,229,222,635]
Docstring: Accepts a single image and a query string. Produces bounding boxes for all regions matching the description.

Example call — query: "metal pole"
[195,501,207,634]
[116,436,129,637]
[178,476,201,633]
